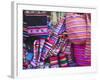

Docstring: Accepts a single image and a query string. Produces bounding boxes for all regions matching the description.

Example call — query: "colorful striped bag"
[66,13,88,44]
[66,13,91,66]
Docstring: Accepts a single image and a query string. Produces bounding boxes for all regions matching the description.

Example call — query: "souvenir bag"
[66,13,91,66]
[66,13,87,44]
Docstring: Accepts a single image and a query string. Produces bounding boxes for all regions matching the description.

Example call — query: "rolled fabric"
[38,39,45,62]
[66,13,87,44]
[32,40,40,67]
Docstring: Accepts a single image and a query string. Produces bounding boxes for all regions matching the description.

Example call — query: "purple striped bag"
[73,44,91,66]
[66,13,91,66]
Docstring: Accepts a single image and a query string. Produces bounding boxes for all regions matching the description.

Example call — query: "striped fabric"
[67,39,89,65]
[38,39,45,62]
[73,43,91,66]
[73,44,86,66]
[72,14,91,66]
[33,40,40,64]
[41,35,58,60]
[48,35,68,56]
[49,56,59,68]
[54,17,65,35]
[23,12,91,69]
[66,13,87,44]
[84,14,91,66]
[59,53,68,67]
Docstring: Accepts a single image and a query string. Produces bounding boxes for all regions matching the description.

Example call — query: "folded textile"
[49,56,59,68]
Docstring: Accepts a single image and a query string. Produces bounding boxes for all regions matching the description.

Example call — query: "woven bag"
[66,13,88,44]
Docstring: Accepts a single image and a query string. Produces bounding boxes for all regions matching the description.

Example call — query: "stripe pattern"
[49,56,59,68]
[41,35,58,60]
[66,13,87,44]
[59,53,68,67]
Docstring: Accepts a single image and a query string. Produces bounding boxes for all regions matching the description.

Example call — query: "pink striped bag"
[66,13,89,44]
[66,13,91,66]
